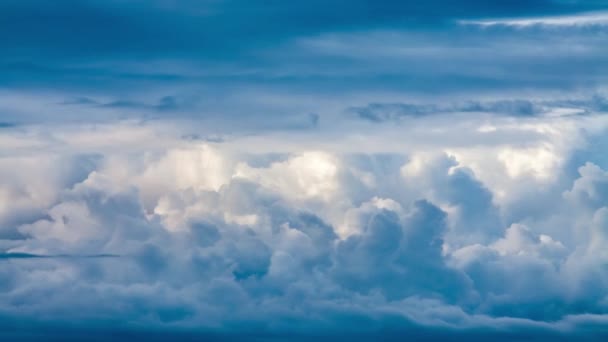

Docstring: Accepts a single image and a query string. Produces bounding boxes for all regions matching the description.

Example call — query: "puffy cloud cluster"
[2,111,608,339]
[3,1,608,340]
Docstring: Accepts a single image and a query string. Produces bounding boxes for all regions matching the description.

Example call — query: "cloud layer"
[3,0,608,340]
[2,108,608,339]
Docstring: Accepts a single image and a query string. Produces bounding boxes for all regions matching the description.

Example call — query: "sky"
[2,0,608,340]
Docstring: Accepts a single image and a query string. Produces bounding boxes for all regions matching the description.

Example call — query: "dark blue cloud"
[1,0,607,101]
[1,0,599,60]
[0,252,119,259]
[349,99,548,122]
[1,312,608,341]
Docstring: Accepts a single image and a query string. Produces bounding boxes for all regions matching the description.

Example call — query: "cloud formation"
[3,0,608,340]
[1,109,608,339]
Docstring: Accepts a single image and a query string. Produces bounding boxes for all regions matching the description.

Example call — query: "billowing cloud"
[3,0,608,340]
[0,110,608,340]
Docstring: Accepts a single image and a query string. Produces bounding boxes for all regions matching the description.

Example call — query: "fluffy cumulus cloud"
[3,0,608,340]
[2,113,608,340]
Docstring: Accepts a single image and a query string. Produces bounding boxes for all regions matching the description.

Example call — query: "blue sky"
[2,1,608,340]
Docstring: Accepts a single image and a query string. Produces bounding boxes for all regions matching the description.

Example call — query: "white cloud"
[2,108,608,335]
[461,12,608,27]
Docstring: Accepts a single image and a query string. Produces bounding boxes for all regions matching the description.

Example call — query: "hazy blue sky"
[2,1,608,340]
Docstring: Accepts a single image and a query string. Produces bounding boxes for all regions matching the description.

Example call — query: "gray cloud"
[349,96,608,122]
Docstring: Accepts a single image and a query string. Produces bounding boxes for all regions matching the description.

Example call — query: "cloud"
[2,0,608,116]
[2,0,598,63]
[0,114,607,339]
[349,99,548,122]
[461,11,608,27]
[69,95,182,112]
[3,1,608,340]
